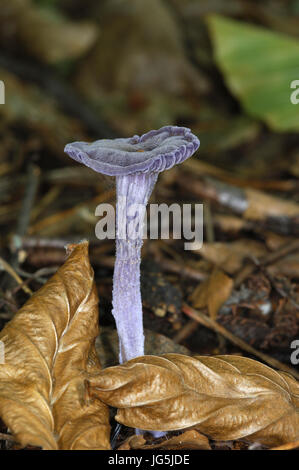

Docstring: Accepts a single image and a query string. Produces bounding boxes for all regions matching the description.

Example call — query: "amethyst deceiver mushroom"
[65,125,199,363]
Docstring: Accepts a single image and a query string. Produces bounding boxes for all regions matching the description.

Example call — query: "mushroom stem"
[113,172,158,363]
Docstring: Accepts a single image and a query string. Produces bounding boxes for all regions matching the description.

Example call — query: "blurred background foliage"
[0,0,298,171]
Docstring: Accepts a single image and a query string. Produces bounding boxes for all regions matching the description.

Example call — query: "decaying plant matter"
[1,242,299,449]
[0,242,110,450]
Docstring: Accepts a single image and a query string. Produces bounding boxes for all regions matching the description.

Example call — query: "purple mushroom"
[65,126,199,363]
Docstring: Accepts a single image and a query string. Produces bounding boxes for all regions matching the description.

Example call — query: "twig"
[235,238,299,287]
[182,159,298,192]
[158,257,207,282]
[9,267,59,296]
[173,319,198,343]
[12,237,78,251]
[0,432,15,442]
[111,423,122,450]
[182,303,299,380]
[0,294,18,313]
[262,238,299,265]
[148,244,207,282]
[28,189,115,235]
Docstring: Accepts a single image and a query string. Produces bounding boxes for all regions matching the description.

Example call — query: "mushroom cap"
[64,125,199,176]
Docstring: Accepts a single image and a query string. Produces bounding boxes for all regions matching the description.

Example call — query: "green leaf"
[207,15,299,132]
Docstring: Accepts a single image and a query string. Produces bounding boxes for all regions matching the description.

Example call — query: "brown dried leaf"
[89,354,299,447]
[0,242,110,450]
[189,269,233,318]
[199,240,267,274]
[267,253,299,278]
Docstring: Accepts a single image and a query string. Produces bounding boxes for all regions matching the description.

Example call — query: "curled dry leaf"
[88,354,299,447]
[0,242,110,450]
[267,253,299,278]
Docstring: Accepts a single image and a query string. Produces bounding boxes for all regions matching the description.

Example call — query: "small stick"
[12,236,110,251]
[0,312,15,319]
[15,266,58,284]
[182,303,299,380]
[235,238,299,287]
[0,295,18,313]
[10,267,59,296]
[0,257,33,296]
[182,159,297,191]
[28,189,115,235]
[148,244,208,282]
[157,257,207,282]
